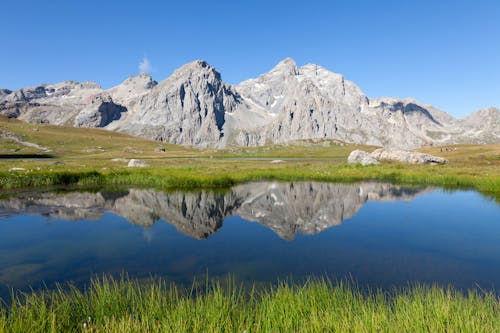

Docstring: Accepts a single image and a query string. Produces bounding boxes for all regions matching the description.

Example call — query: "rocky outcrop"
[106,61,241,147]
[0,182,425,240]
[74,94,126,128]
[235,59,481,149]
[347,150,380,166]
[0,81,102,125]
[2,58,498,148]
[237,59,374,145]
[0,89,11,97]
[107,73,158,107]
[370,148,448,165]
[456,108,500,144]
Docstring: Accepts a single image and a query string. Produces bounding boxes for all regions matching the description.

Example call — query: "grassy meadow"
[0,116,499,200]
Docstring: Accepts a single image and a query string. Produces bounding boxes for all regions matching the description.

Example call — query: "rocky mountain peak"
[460,107,500,141]
[0,89,12,97]
[107,73,158,106]
[299,64,344,85]
[270,57,298,75]
[2,58,498,148]
[120,73,157,89]
[105,60,239,147]
[78,81,102,90]
[170,60,221,82]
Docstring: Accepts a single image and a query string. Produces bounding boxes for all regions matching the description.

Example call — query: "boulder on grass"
[370,148,448,165]
[347,150,380,166]
[8,167,26,172]
[128,159,149,167]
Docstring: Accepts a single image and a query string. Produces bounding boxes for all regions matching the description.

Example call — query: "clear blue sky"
[1,0,498,117]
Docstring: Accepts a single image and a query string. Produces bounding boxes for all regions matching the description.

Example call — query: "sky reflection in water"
[0,182,499,299]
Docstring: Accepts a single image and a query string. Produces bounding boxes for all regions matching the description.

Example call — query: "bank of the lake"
[1,161,499,202]
[1,277,499,333]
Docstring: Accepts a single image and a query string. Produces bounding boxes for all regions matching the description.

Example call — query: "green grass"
[1,161,499,202]
[1,276,499,332]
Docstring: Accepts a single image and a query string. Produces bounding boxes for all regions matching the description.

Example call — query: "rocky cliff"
[105,61,242,146]
[1,58,498,148]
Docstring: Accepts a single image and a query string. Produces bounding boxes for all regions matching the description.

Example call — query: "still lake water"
[0,181,499,299]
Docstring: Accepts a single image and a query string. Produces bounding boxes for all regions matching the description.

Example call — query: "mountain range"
[1,58,498,148]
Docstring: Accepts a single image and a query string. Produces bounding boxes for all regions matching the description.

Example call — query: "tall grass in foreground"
[1,276,499,332]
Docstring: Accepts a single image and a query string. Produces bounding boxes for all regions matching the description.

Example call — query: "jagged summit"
[107,73,157,106]
[121,73,157,88]
[1,58,498,148]
[105,60,239,147]
[171,60,221,79]
[270,57,298,75]
[0,89,11,96]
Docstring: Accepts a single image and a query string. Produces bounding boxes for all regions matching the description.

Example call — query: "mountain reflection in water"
[0,182,424,240]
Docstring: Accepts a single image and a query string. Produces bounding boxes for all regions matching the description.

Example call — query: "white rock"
[347,150,380,166]
[9,167,26,171]
[370,148,448,165]
[127,159,149,167]
[111,158,129,162]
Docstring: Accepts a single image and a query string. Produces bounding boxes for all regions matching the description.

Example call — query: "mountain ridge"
[1,58,498,148]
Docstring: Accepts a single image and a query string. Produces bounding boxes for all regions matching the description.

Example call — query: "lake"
[0,181,499,300]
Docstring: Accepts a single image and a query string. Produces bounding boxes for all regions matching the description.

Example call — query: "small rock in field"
[9,167,26,171]
[128,159,149,167]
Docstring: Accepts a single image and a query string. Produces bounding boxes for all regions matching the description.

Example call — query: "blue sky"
[1,0,498,117]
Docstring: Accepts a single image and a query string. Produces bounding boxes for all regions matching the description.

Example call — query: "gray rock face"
[107,73,158,109]
[1,58,498,148]
[370,148,448,165]
[456,108,500,144]
[237,59,373,145]
[235,60,480,148]
[347,150,380,165]
[74,94,126,128]
[107,61,241,147]
[0,182,425,240]
[0,81,102,124]
[0,89,11,97]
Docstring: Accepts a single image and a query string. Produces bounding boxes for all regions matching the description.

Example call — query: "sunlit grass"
[1,162,498,202]
[1,276,499,332]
